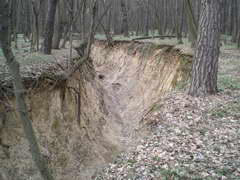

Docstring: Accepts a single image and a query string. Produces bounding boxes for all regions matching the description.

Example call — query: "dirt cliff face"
[0,41,192,180]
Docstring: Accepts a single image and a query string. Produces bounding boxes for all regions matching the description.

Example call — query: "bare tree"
[120,0,129,37]
[31,0,45,51]
[184,0,198,45]
[52,0,63,49]
[0,1,55,180]
[42,0,58,54]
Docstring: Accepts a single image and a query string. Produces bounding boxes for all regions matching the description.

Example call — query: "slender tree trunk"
[100,0,113,45]
[120,0,129,37]
[231,0,238,42]
[144,0,150,36]
[22,0,32,42]
[107,8,112,36]
[221,0,227,34]
[60,24,69,48]
[228,0,234,35]
[163,0,168,34]
[184,0,198,45]
[31,0,42,52]
[42,0,58,54]
[52,0,62,49]
[11,0,18,49]
[189,0,222,97]
[32,13,40,51]
[81,0,87,40]
[68,0,74,64]
[237,32,240,48]
[176,0,183,44]
[0,1,55,180]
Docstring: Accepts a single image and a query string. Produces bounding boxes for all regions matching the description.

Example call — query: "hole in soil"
[98,74,105,80]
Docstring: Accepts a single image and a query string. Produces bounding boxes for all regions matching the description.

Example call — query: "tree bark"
[52,0,63,49]
[0,1,55,180]
[184,0,198,45]
[144,0,150,36]
[176,0,184,44]
[80,0,87,40]
[189,0,222,97]
[237,32,240,48]
[42,0,58,54]
[120,0,129,37]
[31,0,44,51]
[231,0,238,42]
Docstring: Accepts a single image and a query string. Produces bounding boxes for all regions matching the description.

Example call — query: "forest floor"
[93,39,240,179]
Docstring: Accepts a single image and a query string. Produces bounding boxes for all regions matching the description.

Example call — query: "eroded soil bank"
[94,48,240,179]
[0,41,191,180]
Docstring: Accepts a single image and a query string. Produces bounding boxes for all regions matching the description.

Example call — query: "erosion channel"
[0,41,192,180]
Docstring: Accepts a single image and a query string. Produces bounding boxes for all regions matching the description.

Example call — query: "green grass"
[222,42,237,49]
[0,48,4,57]
[210,101,240,118]
[0,34,57,68]
[148,103,163,114]
[0,34,31,62]
[22,53,55,65]
[216,168,233,176]
[158,168,204,180]
[95,33,146,41]
[218,76,240,91]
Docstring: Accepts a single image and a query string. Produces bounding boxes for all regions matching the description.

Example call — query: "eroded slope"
[0,41,191,180]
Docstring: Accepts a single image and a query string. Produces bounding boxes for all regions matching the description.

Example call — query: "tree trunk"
[228,0,234,35]
[120,0,129,37]
[184,0,198,45]
[144,0,150,36]
[31,1,40,51]
[0,1,55,180]
[107,8,112,36]
[52,0,63,49]
[10,0,18,49]
[189,0,222,97]
[231,0,238,42]
[163,0,168,34]
[81,0,87,40]
[60,23,69,49]
[42,0,58,54]
[176,0,184,44]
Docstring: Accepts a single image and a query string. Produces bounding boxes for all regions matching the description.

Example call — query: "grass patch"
[148,103,163,114]
[127,159,137,166]
[159,168,204,180]
[210,101,240,118]
[51,119,60,130]
[0,34,31,64]
[218,76,240,91]
[22,53,55,65]
[175,80,190,90]
[0,48,4,57]
[216,168,233,176]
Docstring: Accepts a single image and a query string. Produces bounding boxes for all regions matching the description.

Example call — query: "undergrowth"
[210,101,240,118]
[218,76,240,91]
